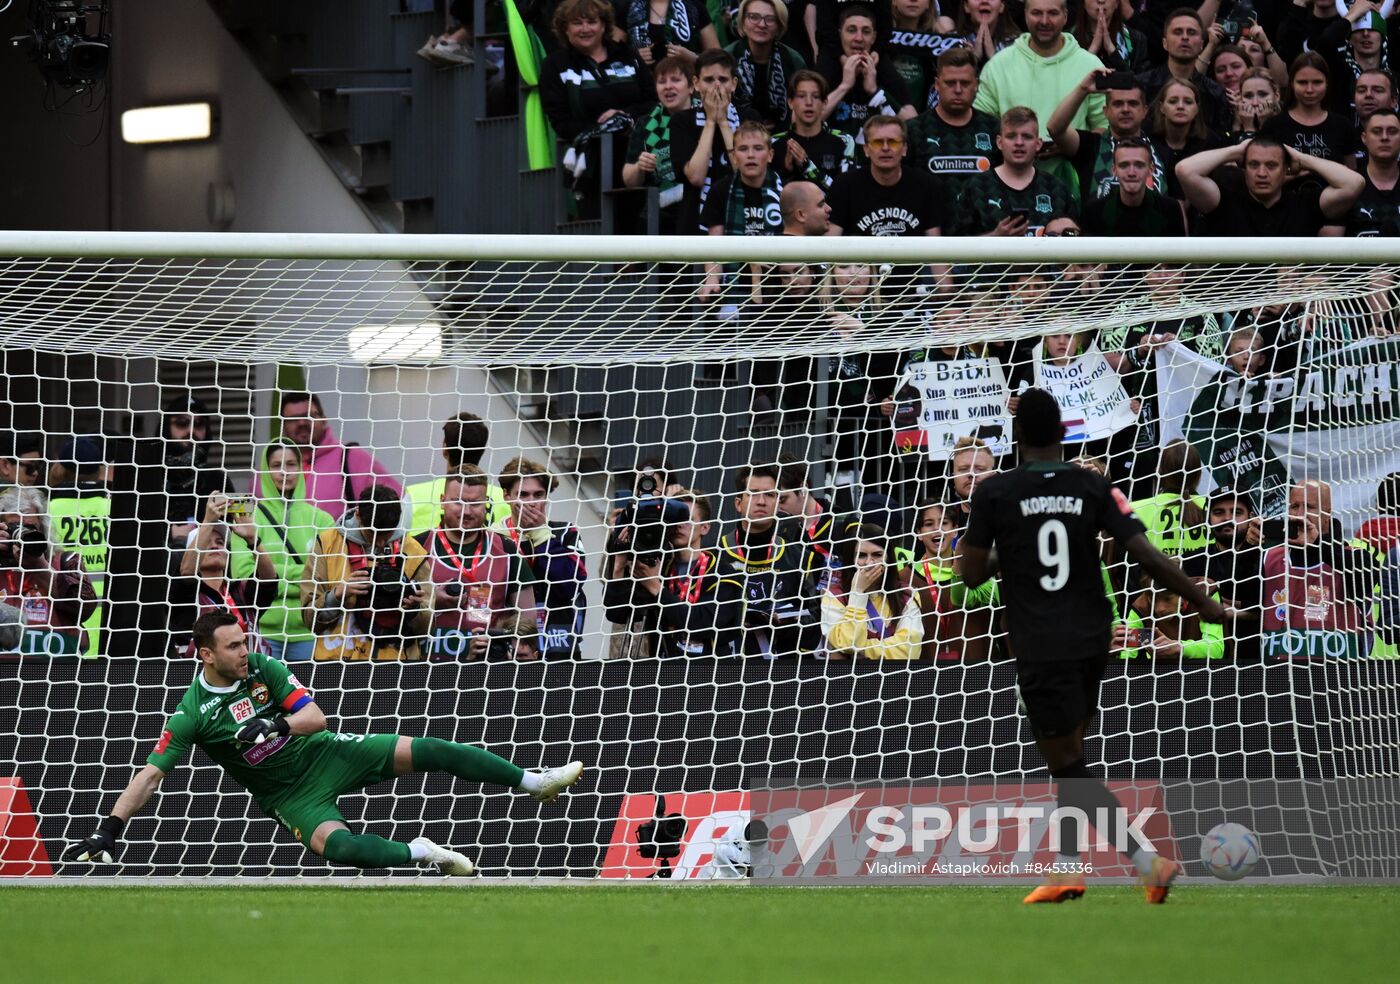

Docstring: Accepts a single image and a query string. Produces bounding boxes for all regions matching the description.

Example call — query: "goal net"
[0,232,1397,881]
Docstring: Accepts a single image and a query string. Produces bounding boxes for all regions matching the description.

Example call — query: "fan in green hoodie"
[972,0,1108,192]
[230,440,335,662]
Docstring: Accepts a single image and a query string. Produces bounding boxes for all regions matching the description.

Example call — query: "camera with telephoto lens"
[1,522,47,565]
[636,794,688,878]
[369,557,409,607]
[607,472,692,566]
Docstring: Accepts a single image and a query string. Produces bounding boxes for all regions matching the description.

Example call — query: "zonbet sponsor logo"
[752,783,1175,881]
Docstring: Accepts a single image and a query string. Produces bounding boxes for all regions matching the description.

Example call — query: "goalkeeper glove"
[236,715,291,745]
[62,814,124,864]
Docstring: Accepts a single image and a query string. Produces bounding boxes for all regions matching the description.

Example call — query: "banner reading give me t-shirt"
[1032,340,1137,442]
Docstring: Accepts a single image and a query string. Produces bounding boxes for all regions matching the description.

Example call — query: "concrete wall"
[108,0,378,234]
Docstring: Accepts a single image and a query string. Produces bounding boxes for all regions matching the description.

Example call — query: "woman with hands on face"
[820,523,923,660]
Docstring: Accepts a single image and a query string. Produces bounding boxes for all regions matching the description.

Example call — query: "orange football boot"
[1023,872,1086,904]
[1142,856,1182,904]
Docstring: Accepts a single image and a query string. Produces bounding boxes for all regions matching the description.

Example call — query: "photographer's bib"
[0,575,83,658]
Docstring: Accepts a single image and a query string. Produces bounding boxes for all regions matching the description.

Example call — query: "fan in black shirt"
[1081,139,1187,235]
[1322,107,1400,236]
[1176,134,1365,235]
[1257,51,1358,165]
[958,388,1227,905]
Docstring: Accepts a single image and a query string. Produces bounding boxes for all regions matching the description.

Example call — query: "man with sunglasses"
[826,115,943,295]
[0,432,45,492]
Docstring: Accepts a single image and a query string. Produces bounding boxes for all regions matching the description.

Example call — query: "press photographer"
[604,488,732,658]
[302,484,433,661]
[415,467,539,661]
[0,486,99,658]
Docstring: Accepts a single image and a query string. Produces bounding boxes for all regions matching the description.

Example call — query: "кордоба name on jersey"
[1019,496,1085,517]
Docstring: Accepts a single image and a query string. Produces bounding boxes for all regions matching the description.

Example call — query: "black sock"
[1049,758,1137,861]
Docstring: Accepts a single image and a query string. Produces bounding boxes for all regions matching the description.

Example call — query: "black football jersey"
[962,461,1146,660]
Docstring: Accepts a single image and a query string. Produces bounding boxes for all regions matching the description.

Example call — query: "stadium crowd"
[1,375,1397,663]
[502,0,1400,238]
[2,0,1398,664]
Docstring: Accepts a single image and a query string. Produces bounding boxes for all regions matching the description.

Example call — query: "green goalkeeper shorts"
[262,733,399,845]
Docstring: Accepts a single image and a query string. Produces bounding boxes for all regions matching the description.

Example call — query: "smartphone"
[1094,70,1135,91]
[1220,19,1239,41]
[224,494,255,519]
[1122,628,1142,649]
[1009,206,1031,223]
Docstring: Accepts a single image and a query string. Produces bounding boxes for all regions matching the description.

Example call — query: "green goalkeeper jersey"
[145,651,325,804]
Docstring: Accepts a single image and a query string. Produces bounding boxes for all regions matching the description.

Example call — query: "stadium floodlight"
[347,322,444,364]
[120,102,216,145]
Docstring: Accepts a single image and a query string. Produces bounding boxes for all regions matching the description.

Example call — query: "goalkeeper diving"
[64,611,583,874]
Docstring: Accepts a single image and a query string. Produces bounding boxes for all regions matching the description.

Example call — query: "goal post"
[0,232,1396,881]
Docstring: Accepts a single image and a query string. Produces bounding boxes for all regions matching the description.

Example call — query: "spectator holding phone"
[947,106,1078,234]
[228,440,335,663]
[1049,68,1168,201]
[1258,479,1384,658]
[415,466,538,662]
[1113,569,1225,659]
[626,0,720,72]
[179,492,279,657]
[1136,8,1232,133]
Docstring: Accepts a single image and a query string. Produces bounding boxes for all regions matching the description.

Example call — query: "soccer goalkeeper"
[63,611,583,874]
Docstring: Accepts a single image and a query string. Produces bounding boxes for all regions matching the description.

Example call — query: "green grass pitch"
[3,884,1397,983]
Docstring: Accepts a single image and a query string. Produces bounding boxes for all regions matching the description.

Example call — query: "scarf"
[638,104,685,206]
[562,112,636,189]
[723,167,783,235]
[779,125,856,189]
[735,43,787,120]
[628,0,692,53]
[1342,40,1391,95]
[1113,26,1133,64]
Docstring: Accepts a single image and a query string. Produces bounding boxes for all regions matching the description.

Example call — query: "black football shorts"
[1014,654,1110,740]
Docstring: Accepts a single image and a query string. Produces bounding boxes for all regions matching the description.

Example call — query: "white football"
[1200,822,1261,881]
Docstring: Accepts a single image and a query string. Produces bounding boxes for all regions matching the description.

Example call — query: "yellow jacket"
[820,588,922,660]
[301,525,434,661]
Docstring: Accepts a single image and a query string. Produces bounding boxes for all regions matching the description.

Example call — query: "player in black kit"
[958,388,1229,905]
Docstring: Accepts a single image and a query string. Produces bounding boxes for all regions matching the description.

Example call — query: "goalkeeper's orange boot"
[1022,872,1086,904]
[1142,855,1182,904]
